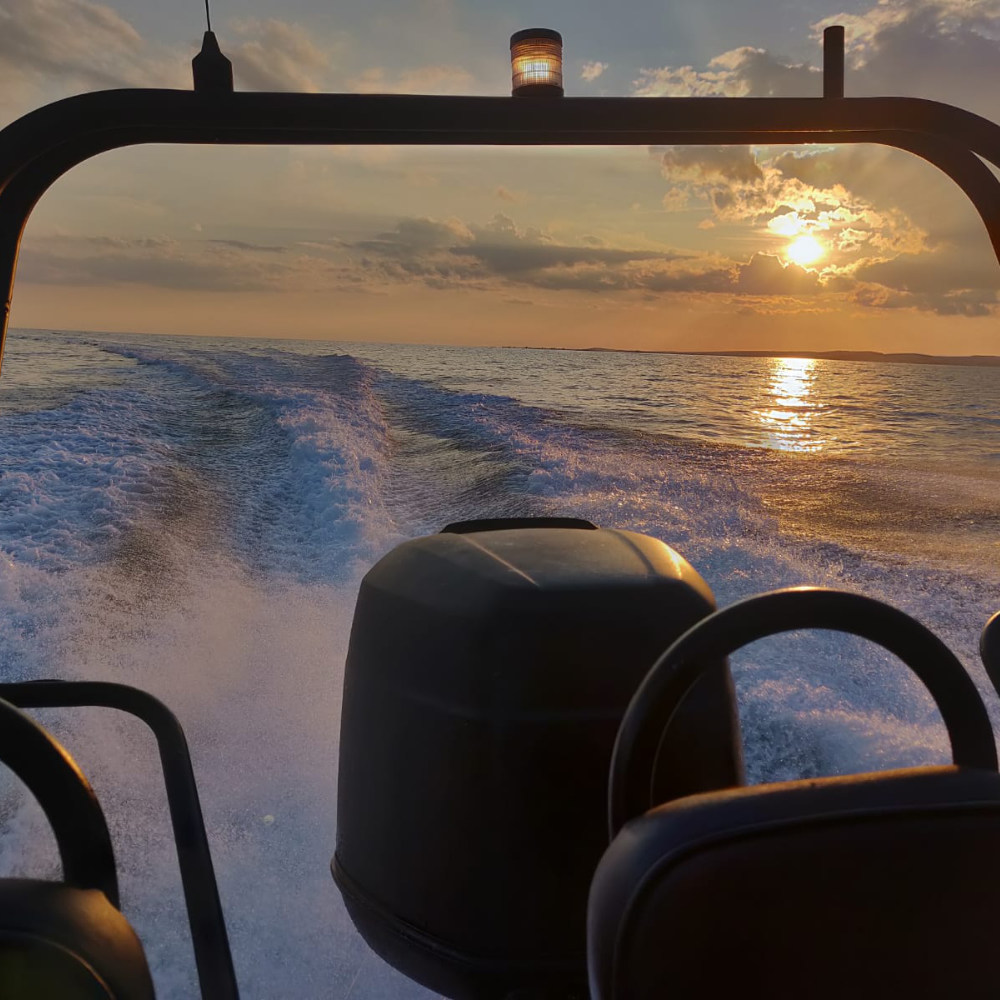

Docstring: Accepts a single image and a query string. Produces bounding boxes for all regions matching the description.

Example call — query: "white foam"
[1,333,998,998]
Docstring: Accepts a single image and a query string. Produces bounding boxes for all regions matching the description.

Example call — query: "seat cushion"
[0,880,154,999]
[589,766,1000,999]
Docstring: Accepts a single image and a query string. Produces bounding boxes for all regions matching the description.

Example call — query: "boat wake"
[1,332,998,997]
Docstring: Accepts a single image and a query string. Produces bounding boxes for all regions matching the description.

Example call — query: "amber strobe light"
[510,29,564,97]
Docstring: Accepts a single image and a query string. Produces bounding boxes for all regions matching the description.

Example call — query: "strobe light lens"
[510,29,564,97]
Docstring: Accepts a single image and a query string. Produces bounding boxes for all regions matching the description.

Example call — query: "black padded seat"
[0,880,154,998]
[589,766,1000,999]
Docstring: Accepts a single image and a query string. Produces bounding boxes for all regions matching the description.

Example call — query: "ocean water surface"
[1,327,999,997]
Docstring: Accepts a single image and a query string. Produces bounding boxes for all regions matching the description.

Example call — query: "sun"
[786,234,825,267]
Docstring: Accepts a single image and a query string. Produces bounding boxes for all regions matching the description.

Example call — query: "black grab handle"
[609,587,998,838]
[0,696,119,904]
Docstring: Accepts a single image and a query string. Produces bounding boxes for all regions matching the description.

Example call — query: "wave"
[1,334,999,998]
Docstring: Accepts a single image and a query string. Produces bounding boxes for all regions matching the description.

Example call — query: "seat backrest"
[588,766,1000,999]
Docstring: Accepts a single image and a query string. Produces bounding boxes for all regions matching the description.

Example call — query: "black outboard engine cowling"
[333,519,741,1000]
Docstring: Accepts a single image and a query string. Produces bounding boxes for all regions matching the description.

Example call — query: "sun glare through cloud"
[786,234,825,267]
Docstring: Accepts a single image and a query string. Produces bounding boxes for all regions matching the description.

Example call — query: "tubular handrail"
[0,679,239,1000]
[608,587,999,837]
[0,695,119,904]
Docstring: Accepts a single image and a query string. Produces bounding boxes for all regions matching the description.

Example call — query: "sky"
[3,0,1000,352]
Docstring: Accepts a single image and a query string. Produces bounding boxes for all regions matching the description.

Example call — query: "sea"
[1,327,999,997]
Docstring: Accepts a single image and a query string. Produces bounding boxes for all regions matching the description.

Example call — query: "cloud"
[634,47,818,98]
[459,214,683,274]
[736,253,820,295]
[0,0,185,110]
[581,61,608,82]
[770,142,989,246]
[454,241,672,275]
[656,146,927,263]
[634,0,1000,116]
[765,143,998,261]
[659,147,764,185]
[15,235,341,293]
[345,209,999,315]
[818,0,1000,113]
[0,4,342,112]
[353,213,688,288]
[500,250,825,298]
[930,288,998,316]
[19,243,262,292]
[15,210,995,317]
[662,188,690,212]
[837,232,1000,315]
[856,250,999,294]
[209,239,287,253]
[0,2,475,106]
[358,216,473,252]
[352,64,475,94]
[229,18,330,93]
[850,278,998,315]
[628,0,1000,320]
[345,212,846,302]
[351,217,480,287]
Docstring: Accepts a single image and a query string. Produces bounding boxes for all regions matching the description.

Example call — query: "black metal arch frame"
[2,86,1000,364]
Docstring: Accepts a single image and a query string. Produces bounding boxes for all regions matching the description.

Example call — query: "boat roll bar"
[2,25,1000,367]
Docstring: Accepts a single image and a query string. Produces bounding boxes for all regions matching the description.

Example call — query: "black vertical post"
[824,25,845,98]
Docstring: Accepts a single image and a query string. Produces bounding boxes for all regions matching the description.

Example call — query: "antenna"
[192,1,233,93]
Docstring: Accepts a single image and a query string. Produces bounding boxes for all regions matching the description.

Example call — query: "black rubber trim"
[440,517,597,534]
[510,28,563,46]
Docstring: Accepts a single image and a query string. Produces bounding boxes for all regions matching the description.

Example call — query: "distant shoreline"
[11,329,1000,368]
[551,347,1000,368]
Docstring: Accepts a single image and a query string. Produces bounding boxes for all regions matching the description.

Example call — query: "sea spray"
[1,329,998,997]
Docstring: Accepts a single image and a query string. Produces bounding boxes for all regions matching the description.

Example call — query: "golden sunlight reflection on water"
[754,357,825,453]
